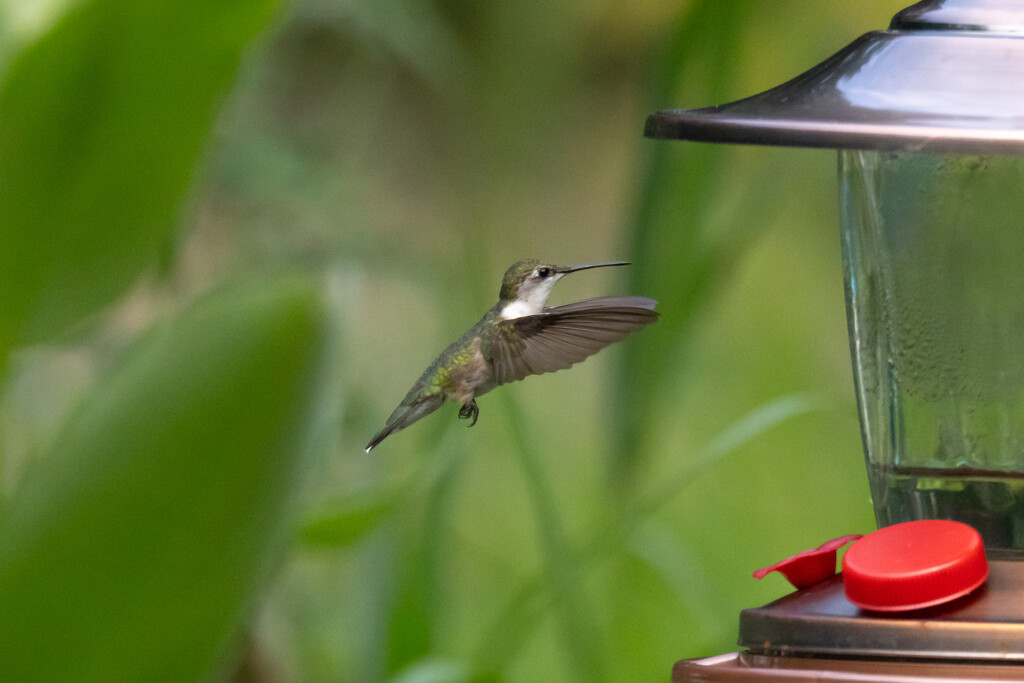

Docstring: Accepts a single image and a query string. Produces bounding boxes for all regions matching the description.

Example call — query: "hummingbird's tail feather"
[365,392,445,452]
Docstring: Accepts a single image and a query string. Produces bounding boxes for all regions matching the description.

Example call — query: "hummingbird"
[365,259,658,452]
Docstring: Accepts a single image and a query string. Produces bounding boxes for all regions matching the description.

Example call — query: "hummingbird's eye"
[537,267,550,278]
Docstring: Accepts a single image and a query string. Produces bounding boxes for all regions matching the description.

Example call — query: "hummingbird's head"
[498,259,629,319]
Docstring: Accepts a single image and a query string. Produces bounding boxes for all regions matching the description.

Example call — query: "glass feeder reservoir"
[648,0,1024,553]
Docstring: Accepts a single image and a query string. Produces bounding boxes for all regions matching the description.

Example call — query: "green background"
[0,0,899,680]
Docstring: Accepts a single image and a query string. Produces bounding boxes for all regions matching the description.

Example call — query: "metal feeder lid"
[645,0,1024,154]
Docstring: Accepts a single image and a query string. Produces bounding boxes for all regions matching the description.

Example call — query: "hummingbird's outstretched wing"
[365,390,445,452]
[486,296,658,387]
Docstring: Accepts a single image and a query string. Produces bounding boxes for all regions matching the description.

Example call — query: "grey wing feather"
[486,296,658,387]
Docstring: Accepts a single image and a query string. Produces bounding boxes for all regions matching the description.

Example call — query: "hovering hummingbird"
[365,259,658,452]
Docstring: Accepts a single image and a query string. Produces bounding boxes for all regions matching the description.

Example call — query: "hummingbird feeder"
[646,1,1024,679]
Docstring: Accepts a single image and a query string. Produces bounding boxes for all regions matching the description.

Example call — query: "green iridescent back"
[408,304,503,399]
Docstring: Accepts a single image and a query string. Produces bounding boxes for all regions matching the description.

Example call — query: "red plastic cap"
[842,520,988,612]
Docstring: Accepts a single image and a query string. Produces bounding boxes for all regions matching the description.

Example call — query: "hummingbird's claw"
[458,399,479,427]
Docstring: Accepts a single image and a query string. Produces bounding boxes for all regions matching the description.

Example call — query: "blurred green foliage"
[0,0,904,681]
[0,279,328,681]
[0,0,281,356]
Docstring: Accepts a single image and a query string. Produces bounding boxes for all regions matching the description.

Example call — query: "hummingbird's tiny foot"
[458,400,479,427]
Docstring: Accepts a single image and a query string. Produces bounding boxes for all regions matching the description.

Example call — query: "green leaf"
[0,0,282,358]
[0,277,328,682]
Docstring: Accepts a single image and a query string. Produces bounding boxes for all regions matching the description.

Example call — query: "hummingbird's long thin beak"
[561,261,630,274]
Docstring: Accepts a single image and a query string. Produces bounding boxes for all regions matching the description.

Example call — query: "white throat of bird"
[500,272,564,320]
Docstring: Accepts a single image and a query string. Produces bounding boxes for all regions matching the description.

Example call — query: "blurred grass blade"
[390,657,504,683]
[636,394,823,520]
[0,0,283,360]
[499,389,605,683]
[300,490,396,549]
[626,521,729,634]
[390,659,471,683]
[0,277,328,682]
[382,446,467,676]
[612,0,758,490]
[474,394,821,672]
